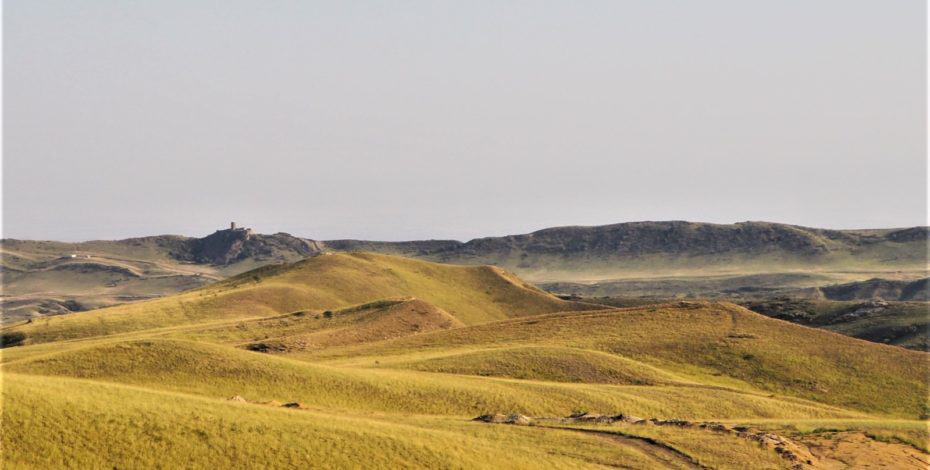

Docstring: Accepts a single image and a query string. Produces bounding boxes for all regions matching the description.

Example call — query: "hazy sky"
[4,1,927,241]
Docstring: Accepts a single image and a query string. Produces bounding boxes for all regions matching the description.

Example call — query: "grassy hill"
[5,372,808,469]
[4,337,859,419]
[298,302,928,419]
[2,252,927,468]
[591,296,930,352]
[5,252,591,345]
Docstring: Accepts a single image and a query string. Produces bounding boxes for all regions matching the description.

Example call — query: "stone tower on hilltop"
[227,221,252,236]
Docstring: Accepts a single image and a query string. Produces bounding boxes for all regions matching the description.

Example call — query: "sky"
[4,1,927,242]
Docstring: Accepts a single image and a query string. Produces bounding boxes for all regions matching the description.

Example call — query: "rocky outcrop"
[174,229,323,265]
[473,414,534,425]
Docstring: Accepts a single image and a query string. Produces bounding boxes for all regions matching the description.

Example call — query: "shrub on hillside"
[0,331,26,348]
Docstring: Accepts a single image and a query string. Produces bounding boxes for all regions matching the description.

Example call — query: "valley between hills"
[0,222,928,468]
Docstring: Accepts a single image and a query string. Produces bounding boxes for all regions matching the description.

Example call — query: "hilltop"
[1,254,927,468]
[170,226,323,265]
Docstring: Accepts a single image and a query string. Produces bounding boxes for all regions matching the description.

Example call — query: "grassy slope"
[300,302,929,418]
[2,253,927,468]
[7,252,590,345]
[236,298,466,352]
[6,373,713,469]
[397,345,690,385]
[4,338,857,420]
[154,298,458,347]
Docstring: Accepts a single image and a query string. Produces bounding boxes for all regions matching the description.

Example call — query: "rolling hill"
[2,252,927,468]
[4,252,592,346]
[3,221,926,355]
[297,301,928,419]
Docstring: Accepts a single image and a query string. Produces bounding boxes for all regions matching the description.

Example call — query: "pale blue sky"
[4,1,927,241]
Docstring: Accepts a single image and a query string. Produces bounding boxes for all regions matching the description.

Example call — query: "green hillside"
[8,252,590,345]
[298,302,928,418]
[2,252,927,468]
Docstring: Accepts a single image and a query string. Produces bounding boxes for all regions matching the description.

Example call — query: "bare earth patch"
[799,431,930,469]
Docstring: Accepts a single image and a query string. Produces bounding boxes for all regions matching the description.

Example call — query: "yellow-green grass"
[2,253,927,468]
[542,422,791,470]
[179,297,464,351]
[6,371,910,469]
[297,302,930,418]
[5,338,863,420]
[7,252,591,345]
[394,345,690,385]
[8,297,923,420]
[3,373,689,469]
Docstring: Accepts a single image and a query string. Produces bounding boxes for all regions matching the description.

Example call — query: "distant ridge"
[324,221,929,280]
[326,220,929,256]
[2,220,926,324]
[6,221,925,268]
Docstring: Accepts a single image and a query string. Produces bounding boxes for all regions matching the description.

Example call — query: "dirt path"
[553,426,707,469]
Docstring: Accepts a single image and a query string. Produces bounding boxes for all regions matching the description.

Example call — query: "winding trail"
[547,426,708,469]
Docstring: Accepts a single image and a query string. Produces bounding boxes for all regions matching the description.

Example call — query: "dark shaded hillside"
[741,298,930,351]
[820,278,929,301]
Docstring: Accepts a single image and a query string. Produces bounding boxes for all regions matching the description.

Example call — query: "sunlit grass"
[2,252,927,468]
